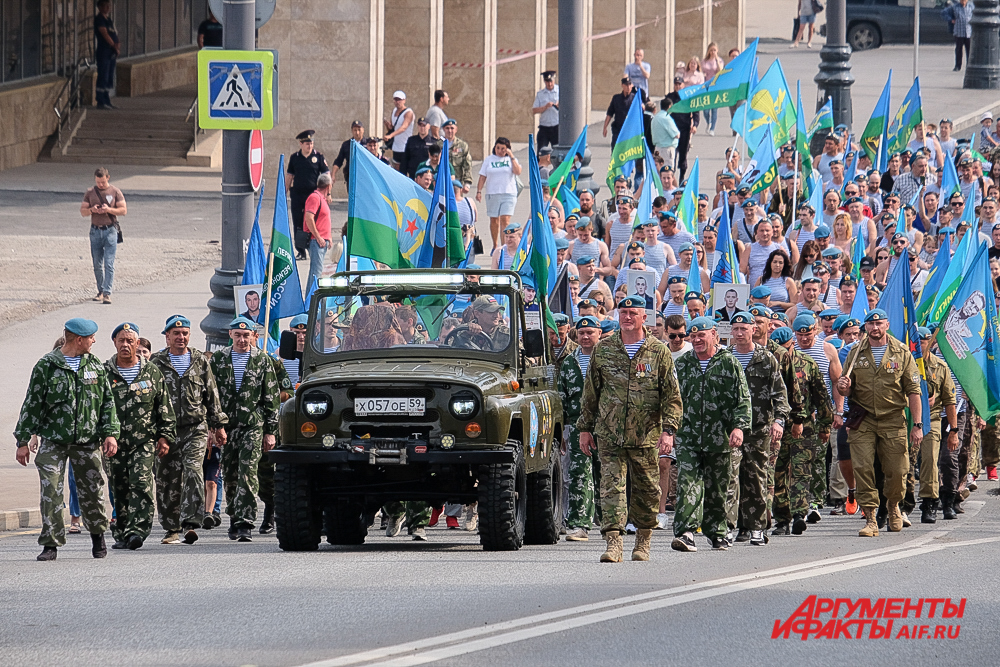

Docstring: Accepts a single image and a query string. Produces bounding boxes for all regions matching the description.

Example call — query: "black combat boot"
[91,533,107,558]
[259,502,274,534]
[37,546,57,561]
[920,498,937,524]
[941,491,957,520]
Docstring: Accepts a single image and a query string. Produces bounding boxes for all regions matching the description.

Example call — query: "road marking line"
[0,529,40,539]
[298,504,987,667]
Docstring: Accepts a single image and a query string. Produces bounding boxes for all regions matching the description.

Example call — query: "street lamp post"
[553,0,598,196]
[814,0,854,129]
[964,0,1000,89]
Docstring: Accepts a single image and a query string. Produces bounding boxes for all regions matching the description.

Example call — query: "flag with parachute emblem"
[807,99,834,141]
[528,135,558,331]
[548,126,587,198]
[675,159,700,237]
[636,140,663,223]
[606,92,645,189]
[887,78,923,155]
[711,195,742,285]
[916,232,950,325]
[670,39,758,113]
[738,125,779,195]
[860,71,892,168]
[730,59,796,150]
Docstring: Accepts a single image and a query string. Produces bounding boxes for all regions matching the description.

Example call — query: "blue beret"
[617,295,646,309]
[698,193,710,201]
[576,315,601,330]
[162,314,191,334]
[65,317,98,337]
[111,322,139,340]
[771,311,788,323]
[812,261,830,274]
[600,320,620,333]
[678,242,695,253]
[414,166,433,176]
[828,338,844,350]
[575,255,596,266]
[840,317,862,333]
[839,276,858,287]
[687,316,716,333]
[626,240,646,251]
[819,308,841,319]
[845,196,862,206]
[749,304,772,317]
[553,313,570,325]
[640,217,659,227]
[866,284,881,295]
[659,210,678,222]
[466,263,481,269]
[230,316,257,331]
[917,326,933,339]
[290,314,309,330]
[770,327,794,344]
[797,201,815,211]
[801,277,822,285]
[750,285,771,298]
[684,291,706,302]
[521,275,536,289]
[793,314,817,332]
[441,118,457,127]
[741,198,758,207]
[555,237,570,250]
[575,216,593,229]
[628,257,647,267]
[565,212,580,221]
[821,247,843,258]
[814,225,831,238]
[577,298,598,309]
[451,177,463,189]
[832,315,850,331]
[865,308,889,323]
[730,311,754,325]
[503,222,521,233]
[613,174,629,184]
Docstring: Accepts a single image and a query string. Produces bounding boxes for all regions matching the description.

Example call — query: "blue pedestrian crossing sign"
[198,49,274,130]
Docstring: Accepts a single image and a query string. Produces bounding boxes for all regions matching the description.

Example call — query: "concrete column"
[495,0,544,143]
[257,0,385,197]
[590,0,632,113]
[635,0,673,99]
[546,0,558,74]
[674,0,709,68]
[430,0,444,106]
[442,0,497,160]
[711,0,745,54]
[384,1,434,120]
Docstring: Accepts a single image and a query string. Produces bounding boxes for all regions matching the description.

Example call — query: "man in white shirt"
[532,71,560,151]
[815,134,844,185]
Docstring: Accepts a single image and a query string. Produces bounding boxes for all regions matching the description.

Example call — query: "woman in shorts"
[476,137,522,252]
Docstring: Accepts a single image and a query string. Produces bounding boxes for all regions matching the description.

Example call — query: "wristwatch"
[913,422,923,430]
[663,426,676,436]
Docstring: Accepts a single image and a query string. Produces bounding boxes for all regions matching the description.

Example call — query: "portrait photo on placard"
[711,283,749,323]
[234,284,264,322]
[627,268,657,324]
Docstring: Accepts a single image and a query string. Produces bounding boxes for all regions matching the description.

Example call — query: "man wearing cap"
[670,317,752,552]
[838,308,923,536]
[603,77,647,146]
[104,322,176,551]
[383,91,415,170]
[15,318,120,561]
[452,296,511,351]
[566,316,604,540]
[413,164,434,191]
[532,71,560,151]
[576,255,612,303]
[441,119,472,188]
[661,276,688,318]
[491,221,523,271]
[287,130,331,260]
[209,317,280,542]
[578,296,682,562]
[151,315,228,542]
[892,152,933,205]
[735,198,764,246]
[725,312,789,546]
[330,121,364,187]
[280,314,309,385]
[750,285,771,308]
[253,329,295,535]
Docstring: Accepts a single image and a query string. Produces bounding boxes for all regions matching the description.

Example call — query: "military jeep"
[270,269,564,551]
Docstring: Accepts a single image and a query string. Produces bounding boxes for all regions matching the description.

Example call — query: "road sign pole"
[201,0,257,349]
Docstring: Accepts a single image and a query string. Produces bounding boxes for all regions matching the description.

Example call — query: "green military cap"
[65,317,98,337]
[687,316,716,333]
[730,311,754,325]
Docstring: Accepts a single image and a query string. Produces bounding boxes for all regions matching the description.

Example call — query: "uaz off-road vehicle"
[270,269,564,551]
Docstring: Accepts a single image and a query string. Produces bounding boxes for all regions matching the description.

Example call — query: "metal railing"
[186,96,203,152]
[53,56,94,149]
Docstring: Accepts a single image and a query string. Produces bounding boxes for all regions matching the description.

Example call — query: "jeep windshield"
[310,271,519,359]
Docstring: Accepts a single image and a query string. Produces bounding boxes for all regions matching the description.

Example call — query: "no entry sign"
[249,129,264,191]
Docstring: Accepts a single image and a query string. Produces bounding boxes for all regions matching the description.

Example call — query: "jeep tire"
[477,440,527,551]
[524,444,563,545]
[274,463,322,551]
[324,498,368,545]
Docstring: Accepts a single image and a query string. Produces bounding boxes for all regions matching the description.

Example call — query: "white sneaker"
[708,129,715,136]
[410,527,427,541]
[385,514,404,537]
[625,523,637,535]
[656,513,670,530]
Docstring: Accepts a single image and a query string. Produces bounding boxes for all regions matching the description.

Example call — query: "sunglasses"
[909,256,917,262]
[668,333,687,340]
[892,240,907,246]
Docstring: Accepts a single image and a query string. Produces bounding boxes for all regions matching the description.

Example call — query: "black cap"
[296,130,316,141]
[622,77,631,84]
[859,256,876,270]
[350,120,364,128]
[542,70,556,81]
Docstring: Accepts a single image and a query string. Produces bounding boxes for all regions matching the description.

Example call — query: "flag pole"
[261,252,275,351]
[791,148,799,231]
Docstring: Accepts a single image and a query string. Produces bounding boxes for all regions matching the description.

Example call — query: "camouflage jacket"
[558,353,584,427]
[729,344,790,431]
[554,339,580,368]
[767,338,809,424]
[578,330,683,448]
[210,346,280,435]
[267,354,295,402]
[14,350,120,447]
[674,347,752,452]
[450,137,473,186]
[924,352,957,420]
[105,357,177,448]
[791,349,834,435]
[150,348,228,430]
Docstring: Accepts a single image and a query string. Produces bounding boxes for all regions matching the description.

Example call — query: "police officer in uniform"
[287,130,330,259]
[532,71,560,151]
[838,308,923,537]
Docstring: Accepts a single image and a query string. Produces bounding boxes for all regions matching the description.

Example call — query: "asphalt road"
[2,489,998,667]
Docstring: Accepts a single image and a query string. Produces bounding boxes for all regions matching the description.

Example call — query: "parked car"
[824,0,954,51]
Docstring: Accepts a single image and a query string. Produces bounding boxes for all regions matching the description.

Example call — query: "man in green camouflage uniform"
[209,316,280,542]
[725,312,789,546]
[670,317,752,552]
[14,318,120,561]
[565,316,601,540]
[771,326,833,536]
[441,119,472,187]
[258,340,294,534]
[104,322,176,550]
[578,296,683,563]
[550,312,581,536]
[150,314,228,544]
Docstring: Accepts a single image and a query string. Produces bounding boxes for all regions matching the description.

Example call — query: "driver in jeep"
[448,296,511,351]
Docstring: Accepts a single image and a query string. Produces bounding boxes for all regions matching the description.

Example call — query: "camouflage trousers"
[108,438,157,542]
[34,440,109,546]
[155,423,208,532]
[566,427,597,530]
[383,502,431,531]
[222,425,263,528]
[673,447,731,540]
[848,421,908,510]
[725,432,770,531]
[773,432,815,522]
[598,442,659,534]
[981,423,1000,467]
[258,450,275,505]
[810,434,828,507]
[904,420,942,513]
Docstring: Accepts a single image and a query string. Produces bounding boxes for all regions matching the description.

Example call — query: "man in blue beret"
[578,295,683,562]
[565,315,604,541]
[209,317,281,542]
[724,311,789,546]
[104,322,176,551]
[151,314,229,541]
[670,317,752,552]
[15,318,120,561]
[750,285,771,308]
[818,308,841,342]
[837,308,923,536]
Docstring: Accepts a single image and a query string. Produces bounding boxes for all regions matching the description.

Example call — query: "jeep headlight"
[449,392,478,419]
[302,391,330,418]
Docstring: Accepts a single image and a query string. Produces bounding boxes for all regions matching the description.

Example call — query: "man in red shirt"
[304,173,333,286]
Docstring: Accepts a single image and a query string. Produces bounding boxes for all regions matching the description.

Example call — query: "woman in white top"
[383,91,414,168]
[791,0,816,48]
[476,137,522,253]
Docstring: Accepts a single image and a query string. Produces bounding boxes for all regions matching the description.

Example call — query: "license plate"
[354,397,425,416]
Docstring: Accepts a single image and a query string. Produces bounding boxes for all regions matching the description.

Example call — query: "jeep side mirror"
[278,330,299,361]
[523,329,545,358]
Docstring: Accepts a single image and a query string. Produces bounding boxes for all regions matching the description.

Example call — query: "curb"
[0,508,42,531]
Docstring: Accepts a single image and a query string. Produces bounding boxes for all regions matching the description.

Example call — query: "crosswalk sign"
[198,49,274,130]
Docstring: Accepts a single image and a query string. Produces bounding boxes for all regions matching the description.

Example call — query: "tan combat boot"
[858,507,880,537]
[886,504,904,532]
[632,528,653,561]
[600,531,623,562]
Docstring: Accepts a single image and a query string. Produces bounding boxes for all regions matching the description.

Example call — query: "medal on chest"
[636,362,651,378]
